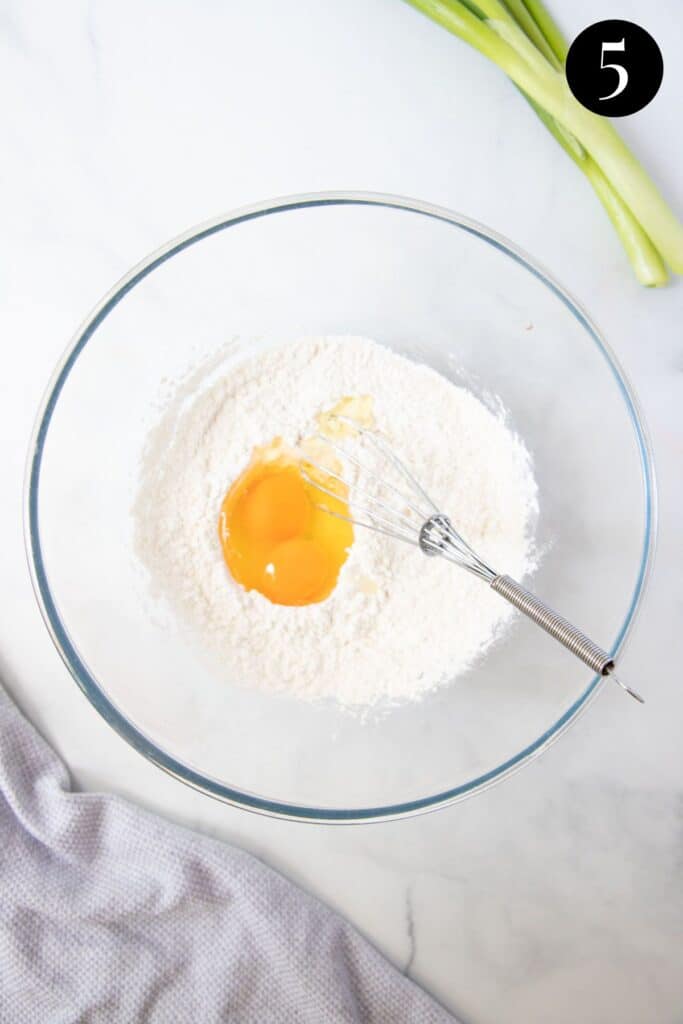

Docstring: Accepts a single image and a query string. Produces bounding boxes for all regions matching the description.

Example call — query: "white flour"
[134,336,538,709]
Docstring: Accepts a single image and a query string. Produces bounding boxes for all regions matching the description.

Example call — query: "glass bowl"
[25,192,655,822]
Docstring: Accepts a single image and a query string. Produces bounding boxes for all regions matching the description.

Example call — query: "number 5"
[600,39,628,100]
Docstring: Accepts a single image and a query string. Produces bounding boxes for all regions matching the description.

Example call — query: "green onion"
[500,0,560,67]
[517,0,567,64]
[406,0,683,285]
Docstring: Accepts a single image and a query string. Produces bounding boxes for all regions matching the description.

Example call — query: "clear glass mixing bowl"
[25,193,655,822]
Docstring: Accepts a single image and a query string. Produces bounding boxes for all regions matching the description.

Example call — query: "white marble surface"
[2,1,682,1021]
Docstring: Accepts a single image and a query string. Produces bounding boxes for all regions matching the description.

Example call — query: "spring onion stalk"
[521,0,567,64]
[406,0,683,284]
[495,1,667,284]
[500,0,560,66]
[527,98,668,286]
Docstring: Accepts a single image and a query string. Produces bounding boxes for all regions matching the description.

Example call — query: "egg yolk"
[219,457,353,607]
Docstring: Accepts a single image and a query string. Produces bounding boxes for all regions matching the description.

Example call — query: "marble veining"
[403,882,417,977]
[1,1,682,1022]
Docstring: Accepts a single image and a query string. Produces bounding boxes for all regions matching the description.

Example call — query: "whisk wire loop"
[304,453,424,535]
[313,432,433,523]
[332,417,439,517]
[302,416,643,703]
[315,501,420,548]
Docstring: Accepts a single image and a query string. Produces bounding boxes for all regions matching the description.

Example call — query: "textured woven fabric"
[0,686,457,1023]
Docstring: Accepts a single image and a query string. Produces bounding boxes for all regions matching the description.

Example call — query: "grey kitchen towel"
[0,685,458,1023]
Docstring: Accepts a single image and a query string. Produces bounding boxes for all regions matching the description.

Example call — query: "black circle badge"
[566,20,663,117]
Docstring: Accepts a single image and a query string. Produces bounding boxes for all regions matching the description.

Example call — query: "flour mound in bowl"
[133,336,538,709]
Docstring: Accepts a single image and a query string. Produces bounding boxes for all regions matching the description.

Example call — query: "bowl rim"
[23,190,657,823]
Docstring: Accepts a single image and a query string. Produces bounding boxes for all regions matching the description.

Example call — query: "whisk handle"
[490,574,614,676]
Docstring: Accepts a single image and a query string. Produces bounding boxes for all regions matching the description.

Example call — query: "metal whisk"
[303,417,643,704]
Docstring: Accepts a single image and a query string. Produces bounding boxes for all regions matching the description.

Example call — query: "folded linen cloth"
[0,685,457,1023]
